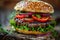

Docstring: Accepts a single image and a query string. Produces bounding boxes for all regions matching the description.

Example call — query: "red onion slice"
[41,14,50,17]
[28,12,33,15]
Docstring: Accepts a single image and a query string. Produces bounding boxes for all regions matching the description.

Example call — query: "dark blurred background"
[0,0,60,34]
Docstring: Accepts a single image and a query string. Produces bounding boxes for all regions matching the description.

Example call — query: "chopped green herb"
[51,30,58,38]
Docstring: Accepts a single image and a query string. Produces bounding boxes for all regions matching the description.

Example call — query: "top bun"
[14,1,54,13]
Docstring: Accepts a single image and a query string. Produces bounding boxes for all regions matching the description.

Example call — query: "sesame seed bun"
[14,1,54,13]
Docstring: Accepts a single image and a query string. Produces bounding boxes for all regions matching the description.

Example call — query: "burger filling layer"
[10,11,56,33]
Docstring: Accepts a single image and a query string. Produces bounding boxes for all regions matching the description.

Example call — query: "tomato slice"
[15,14,25,19]
[32,15,49,22]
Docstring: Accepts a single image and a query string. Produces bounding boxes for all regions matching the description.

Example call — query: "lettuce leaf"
[36,14,41,18]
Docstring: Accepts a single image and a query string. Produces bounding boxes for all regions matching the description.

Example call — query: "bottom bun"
[16,28,50,35]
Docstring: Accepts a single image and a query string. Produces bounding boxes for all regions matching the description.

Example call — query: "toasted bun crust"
[16,28,50,35]
[14,1,54,13]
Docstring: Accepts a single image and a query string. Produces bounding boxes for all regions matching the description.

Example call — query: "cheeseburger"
[10,0,56,35]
